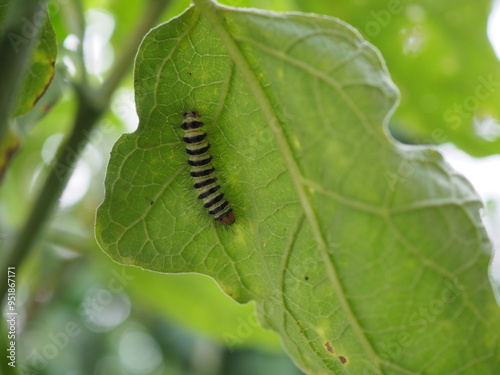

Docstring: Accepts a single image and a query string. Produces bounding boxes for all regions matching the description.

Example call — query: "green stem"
[0,0,47,148]
[3,85,104,268]
[64,0,88,85]
[101,0,172,98]
[0,0,172,301]
[45,228,91,254]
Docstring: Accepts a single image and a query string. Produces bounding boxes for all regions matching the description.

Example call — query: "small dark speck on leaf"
[150,201,154,205]
[304,275,309,281]
[339,356,347,364]
[324,342,334,353]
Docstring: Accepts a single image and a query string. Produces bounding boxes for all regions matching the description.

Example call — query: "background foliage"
[1,0,499,374]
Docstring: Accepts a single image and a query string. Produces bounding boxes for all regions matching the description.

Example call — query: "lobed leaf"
[96,4,500,374]
[295,0,500,157]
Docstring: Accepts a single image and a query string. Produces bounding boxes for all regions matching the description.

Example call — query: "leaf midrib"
[192,1,381,372]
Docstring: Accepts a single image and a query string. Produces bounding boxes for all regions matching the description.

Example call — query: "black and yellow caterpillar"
[181,111,235,225]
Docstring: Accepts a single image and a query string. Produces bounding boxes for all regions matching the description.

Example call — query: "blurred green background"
[1,0,499,374]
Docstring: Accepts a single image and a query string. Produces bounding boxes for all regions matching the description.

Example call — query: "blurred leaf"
[0,4,57,181]
[294,0,500,156]
[0,95,75,225]
[86,232,281,350]
[0,40,63,186]
[16,65,69,134]
[12,15,57,116]
[0,5,58,117]
[96,4,499,375]
[0,126,19,182]
[98,259,282,350]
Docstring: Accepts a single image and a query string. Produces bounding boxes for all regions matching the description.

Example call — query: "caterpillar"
[181,111,235,225]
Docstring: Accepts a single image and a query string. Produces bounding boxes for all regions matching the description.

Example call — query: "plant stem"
[0,0,172,301]
[62,0,88,85]
[0,0,47,148]
[45,228,91,254]
[4,85,104,267]
[101,0,172,98]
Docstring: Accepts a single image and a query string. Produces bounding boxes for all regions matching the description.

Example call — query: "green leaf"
[0,2,57,180]
[0,126,19,182]
[292,0,500,156]
[96,3,500,374]
[15,65,69,134]
[95,259,282,350]
[0,3,57,117]
[12,16,57,116]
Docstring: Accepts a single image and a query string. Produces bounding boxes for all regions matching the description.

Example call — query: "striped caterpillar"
[181,111,235,225]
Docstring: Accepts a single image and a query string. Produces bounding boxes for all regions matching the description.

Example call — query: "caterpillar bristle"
[181,111,235,225]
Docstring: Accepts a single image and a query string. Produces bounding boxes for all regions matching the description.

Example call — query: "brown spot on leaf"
[339,356,347,365]
[324,342,334,354]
